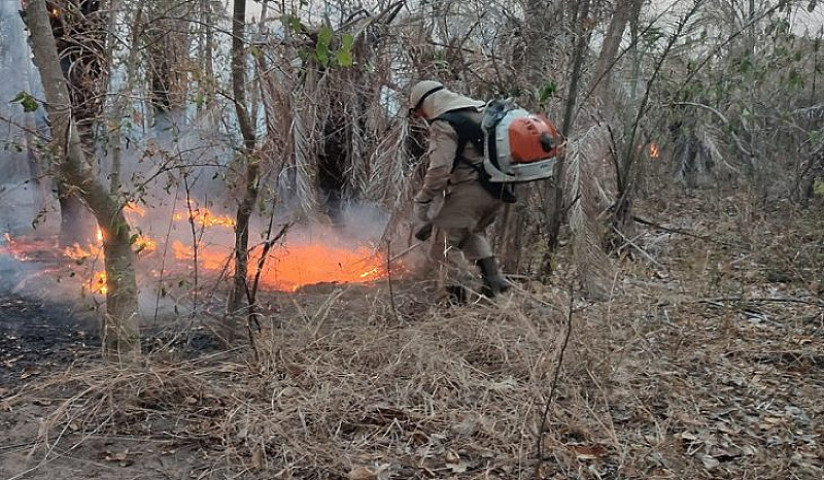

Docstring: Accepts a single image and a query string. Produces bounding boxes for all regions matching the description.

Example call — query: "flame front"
[253,244,387,292]
[171,241,388,292]
[4,203,392,296]
[173,204,236,228]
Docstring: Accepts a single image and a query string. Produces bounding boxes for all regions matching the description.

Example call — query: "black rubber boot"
[444,285,467,305]
[477,257,510,297]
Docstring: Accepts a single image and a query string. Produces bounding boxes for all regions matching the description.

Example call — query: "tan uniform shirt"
[413,110,484,204]
[414,110,503,261]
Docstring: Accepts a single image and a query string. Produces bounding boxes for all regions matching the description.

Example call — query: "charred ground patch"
[0,293,99,390]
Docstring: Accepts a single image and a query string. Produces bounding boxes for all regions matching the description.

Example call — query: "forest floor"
[1,190,823,480]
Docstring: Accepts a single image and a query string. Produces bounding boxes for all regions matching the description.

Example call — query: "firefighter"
[408,80,510,299]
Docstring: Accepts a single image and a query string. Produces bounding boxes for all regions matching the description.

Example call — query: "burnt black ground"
[0,293,99,388]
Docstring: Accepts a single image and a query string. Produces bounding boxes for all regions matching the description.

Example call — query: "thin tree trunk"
[27,0,140,362]
[227,0,260,324]
[588,0,633,100]
[543,0,592,271]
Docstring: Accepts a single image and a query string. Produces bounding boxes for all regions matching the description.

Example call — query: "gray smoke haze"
[0,2,399,319]
[0,0,51,235]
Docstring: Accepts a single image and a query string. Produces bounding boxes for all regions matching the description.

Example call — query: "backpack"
[435,98,561,204]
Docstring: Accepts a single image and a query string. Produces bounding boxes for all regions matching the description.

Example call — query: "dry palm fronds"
[564,124,615,300]
[290,88,320,217]
[794,103,824,121]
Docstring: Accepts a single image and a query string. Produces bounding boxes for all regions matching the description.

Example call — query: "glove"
[412,200,433,241]
[414,222,433,241]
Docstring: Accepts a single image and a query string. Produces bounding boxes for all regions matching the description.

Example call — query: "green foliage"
[336,33,355,67]
[786,68,805,89]
[814,179,824,197]
[11,91,39,113]
[314,25,333,67]
[289,22,355,69]
[283,15,304,34]
[538,80,558,103]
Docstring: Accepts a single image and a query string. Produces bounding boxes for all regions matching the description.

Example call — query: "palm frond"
[564,124,614,300]
[794,104,824,121]
[697,123,739,174]
[290,89,319,217]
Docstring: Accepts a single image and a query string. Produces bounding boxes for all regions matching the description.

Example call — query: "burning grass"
[2,202,395,299]
[1,193,823,479]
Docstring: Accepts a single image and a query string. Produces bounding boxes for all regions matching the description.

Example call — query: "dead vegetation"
[1,191,822,480]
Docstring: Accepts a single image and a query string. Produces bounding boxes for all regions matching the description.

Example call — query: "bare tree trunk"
[197,0,216,114]
[145,0,191,131]
[587,0,634,100]
[543,0,592,272]
[227,0,260,325]
[27,0,140,362]
[49,0,105,244]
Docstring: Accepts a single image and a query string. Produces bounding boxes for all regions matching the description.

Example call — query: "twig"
[698,297,824,308]
[611,225,666,269]
[388,241,424,263]
[386,240,397,318]
[533,284,575,478]
[243,222,291,364]
[632,214,741,248]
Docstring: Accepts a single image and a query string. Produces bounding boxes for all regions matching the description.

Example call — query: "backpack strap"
[433,110,484,171]
[432,111,517,204]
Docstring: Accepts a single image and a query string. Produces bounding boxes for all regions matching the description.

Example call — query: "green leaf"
[336,33,354,67]
[283,15,303,34]
[539,80,558,103]
[787,68,805,89]
[336,49,352,67]
[341,33,354,51]
[11,91,39,112]
[315,25,333,67]
[814,179,824,197]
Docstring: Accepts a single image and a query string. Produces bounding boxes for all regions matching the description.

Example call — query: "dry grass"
[2,193,823,480]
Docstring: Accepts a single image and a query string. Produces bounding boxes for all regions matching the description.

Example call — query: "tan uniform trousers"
[431,180,503,262]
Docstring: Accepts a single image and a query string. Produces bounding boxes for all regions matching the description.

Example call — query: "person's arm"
[413,120,458,204]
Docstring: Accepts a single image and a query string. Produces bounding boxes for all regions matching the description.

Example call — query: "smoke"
[0,1,51,236]
[0,3,403,320]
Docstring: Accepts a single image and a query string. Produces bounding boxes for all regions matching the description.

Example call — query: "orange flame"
[64,242,101,261]
[649,143,660,159]
[172,240,231,271]
[125,202,147,217]
[91,271,107,295]
[253,244,387,292]
[173,205,235,229]
[133,234,158,253]
[7,203,393,295]
[170,240,388,291]
[60,222,159,295]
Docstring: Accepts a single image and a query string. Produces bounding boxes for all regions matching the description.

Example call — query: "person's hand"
[414,223,433,241]
[412,200,432,241]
